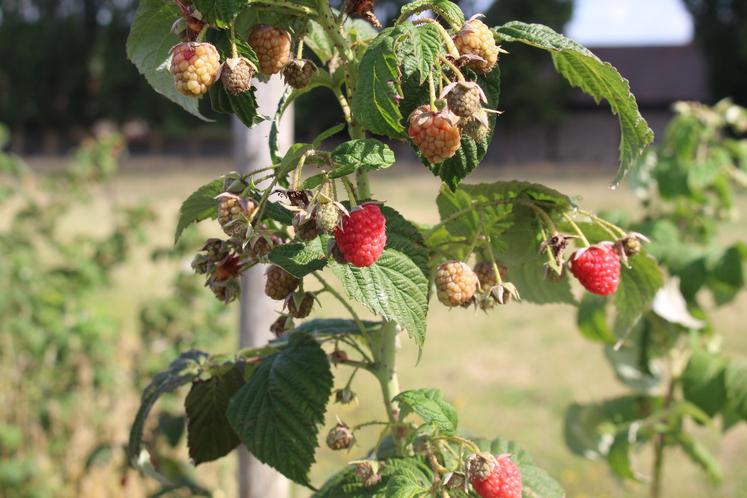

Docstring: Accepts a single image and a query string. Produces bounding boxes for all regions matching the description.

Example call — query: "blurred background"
[1,0,746,497]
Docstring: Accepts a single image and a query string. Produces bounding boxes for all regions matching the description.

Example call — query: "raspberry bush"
[124,0,746,496]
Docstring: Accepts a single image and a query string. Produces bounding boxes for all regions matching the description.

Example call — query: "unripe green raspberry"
[435,260,478,307]
[248,24,292,75]
[283,59,317,89]
[221,57,255,95]
[265,265,300,300]
[316,202,342,234]
[453,17,500,74]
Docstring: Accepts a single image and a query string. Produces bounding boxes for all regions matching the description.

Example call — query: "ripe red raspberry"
[283,58,317,89]
[334,203,387,267]
[468,453,522,498]
[408,105,462,164]
[435,260,478,307]
[569,242,621,295]
[264,265,300,300]
[221,57,255,95]
[170,42,221,96]
[443,81,486,118]
[453,17,500,74]
[248,24,292,75]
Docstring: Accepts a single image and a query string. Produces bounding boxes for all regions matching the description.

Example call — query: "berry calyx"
[334,203,387,267]
[283,58,317,89]
[408,105,462,164]
[453,17,500,74]
[467,453,522,498]
[264,265,300,300]
[221,57,255,95]
[248,24,292,75]
[569,242,621,296]
[435,260,479,307]
[170,42,221,97]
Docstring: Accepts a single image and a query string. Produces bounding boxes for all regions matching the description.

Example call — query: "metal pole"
[233,75,293,498]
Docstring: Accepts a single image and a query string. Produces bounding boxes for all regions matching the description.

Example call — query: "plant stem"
[370,321,401,432]
[651,368,677,498]
[561,212,591,246]
[439,55,465,82]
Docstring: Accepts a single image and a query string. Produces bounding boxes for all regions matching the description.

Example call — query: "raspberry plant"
[565,100,747,497]
[122,0,705,495]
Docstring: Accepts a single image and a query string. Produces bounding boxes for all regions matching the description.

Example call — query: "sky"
[566,0,694,46]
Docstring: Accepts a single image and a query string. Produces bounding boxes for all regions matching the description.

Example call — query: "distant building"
[485,44,710,167]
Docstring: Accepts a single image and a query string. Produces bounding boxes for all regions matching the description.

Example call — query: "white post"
[232,76,293,498]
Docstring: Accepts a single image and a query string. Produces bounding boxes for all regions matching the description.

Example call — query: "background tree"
[684,0,747,106]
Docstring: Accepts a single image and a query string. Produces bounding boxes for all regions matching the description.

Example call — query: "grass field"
[26,156,747,498]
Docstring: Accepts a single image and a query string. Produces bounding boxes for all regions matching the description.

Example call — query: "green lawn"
[36,156,747,498]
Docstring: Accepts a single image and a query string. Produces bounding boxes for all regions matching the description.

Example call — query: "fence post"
[232,75,293,498]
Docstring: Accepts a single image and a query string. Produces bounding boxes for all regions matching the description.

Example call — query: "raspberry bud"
[170,42,221,97]
[286,292,315,318]
[248,24,292,75]
[218,193,257,238]
[264,265,300,300]
[283,58,317,89]
[326,422,354,450]
[569,242,621,296]
[334,387,357,404]
[408,105,462,164]
[334,203,387,267]
[435,260,479,307]
[221,57,255,95]
[453,17,501,74]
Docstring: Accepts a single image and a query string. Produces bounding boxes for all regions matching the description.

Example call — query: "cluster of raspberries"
[169,24,317,98]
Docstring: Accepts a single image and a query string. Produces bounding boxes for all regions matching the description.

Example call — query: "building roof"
[567,44,711,108]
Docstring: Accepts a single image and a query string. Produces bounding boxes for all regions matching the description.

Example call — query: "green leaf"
[126,0,208,119]
[331,248,429,347]
[473,437,564,498]
[185,366,245,465]
[226,334,333,486]
[675,432,723,484]
[607,432,637,480]
[313,458,432,498]
[495,21,654,184]
[682,348,727,418]
[306,20,336,64]
[705,242,747,305]
[352,28,405,138]
[564,395,659,460]
[614,254,664,334]
[577,294,616,344]
[604,321,662,393]
[398,0,464,30]
[193,0,244,28]
[268,242,328,278]
[380,205,430,282]
[385,463,431,498]
[305,139,395,188]
[270,318,380,347]
[394,389,458,435]
[174,178,223,243]
[725,360,747,421]
[128,351,208,479]
[396,23,442,85]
